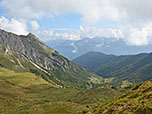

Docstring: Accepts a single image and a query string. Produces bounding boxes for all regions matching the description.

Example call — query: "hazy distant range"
[46,37,152,60]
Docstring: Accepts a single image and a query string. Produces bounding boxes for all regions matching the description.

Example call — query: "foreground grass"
[90,80,152,114]
[0,68,124,114]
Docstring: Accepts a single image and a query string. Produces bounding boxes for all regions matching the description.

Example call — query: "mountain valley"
[73,51,152,87]
[0,29,125,113]
[0,29,152,114]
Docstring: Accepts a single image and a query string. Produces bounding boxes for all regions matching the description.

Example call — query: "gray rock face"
[0,29,101,88]
[0,29,71,71]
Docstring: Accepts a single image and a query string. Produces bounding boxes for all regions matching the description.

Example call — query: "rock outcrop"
[0,29,97,88]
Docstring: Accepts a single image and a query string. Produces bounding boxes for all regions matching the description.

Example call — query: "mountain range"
[73,51,152,87]
[46,37,152,60]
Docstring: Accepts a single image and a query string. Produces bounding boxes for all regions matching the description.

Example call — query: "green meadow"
[0,67,124,114]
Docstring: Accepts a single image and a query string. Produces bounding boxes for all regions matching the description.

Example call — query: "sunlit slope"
[0,67,53,87]
[90,80,152,114]
[0,67,124,114]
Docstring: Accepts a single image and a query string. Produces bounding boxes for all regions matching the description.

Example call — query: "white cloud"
[0,16,28,35]
[37,24,152,46]
[37,29,54,41]
[114,0,152,23]
[55,32,80,41]
[30,21,39,31]
[0,0,118,24]
[1,0,152,46]
[36,26,123,42]
[123,24,152,46]
[37,28,81,41]
[0,0,44,18]
[2,0,152,24]
[78,26,123,39]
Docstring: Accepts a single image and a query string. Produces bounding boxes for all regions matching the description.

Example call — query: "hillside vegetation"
[73,51,152,86]
[0,67,124,114]
[89,80,152,114]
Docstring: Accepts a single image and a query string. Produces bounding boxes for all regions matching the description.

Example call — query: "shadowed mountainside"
[73,51,152,86]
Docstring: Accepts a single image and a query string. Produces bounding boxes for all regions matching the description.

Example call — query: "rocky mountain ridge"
[0,29,99,88]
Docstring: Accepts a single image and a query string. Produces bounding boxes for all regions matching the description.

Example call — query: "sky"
[0,0,152,46]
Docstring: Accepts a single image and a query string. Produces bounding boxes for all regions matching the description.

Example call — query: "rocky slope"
[0,29,99,88]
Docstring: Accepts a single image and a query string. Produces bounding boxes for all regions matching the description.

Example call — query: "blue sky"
[0,8,81,32]
[0,0,152,46]
[34,13,82,31]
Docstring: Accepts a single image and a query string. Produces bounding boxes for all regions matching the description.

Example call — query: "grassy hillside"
[89,80,152,114]
[0,47,125,113]
[0,67,124,114]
